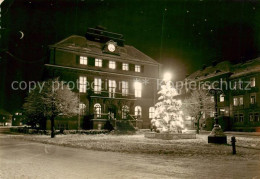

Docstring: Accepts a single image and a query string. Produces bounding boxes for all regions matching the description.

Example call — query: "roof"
[186,57,260,81]
[50,35,159,65]
[230,57,260,78]
[187,61,232,81]
[0,109,12,116]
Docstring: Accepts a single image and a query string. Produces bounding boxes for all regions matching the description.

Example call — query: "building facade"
[177,59,260,132]
[44,28,160,130]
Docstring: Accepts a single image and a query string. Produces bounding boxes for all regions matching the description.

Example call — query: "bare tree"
[182,89,214,134]
[23,78,79,138]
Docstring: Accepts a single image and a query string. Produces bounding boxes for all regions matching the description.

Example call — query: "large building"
[44,28,160,130]
[177,58,260,132]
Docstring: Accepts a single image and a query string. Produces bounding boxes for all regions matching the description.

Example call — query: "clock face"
[108,44,116,52]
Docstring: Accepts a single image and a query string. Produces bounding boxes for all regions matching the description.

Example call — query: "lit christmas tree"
[151,73,184,133]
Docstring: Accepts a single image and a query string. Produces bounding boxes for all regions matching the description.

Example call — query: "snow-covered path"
[0,136,260,179]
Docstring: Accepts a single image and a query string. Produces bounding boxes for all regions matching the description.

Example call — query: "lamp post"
[208,88,227,144]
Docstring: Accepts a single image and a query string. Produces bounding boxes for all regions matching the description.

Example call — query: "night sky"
[1,0,260,111]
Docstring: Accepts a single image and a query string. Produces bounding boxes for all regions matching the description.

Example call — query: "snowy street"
[1,135,260,179]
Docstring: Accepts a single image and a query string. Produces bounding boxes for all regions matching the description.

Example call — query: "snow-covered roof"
[187,57,260,80]
[50,35,159,65]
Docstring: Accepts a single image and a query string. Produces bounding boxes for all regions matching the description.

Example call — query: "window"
[234,115,238,123]
[95,58,102,67]
[211,96,214,102]
[220,94,224,102]
[239,96,243,106]
[233,97,238,106]
[210,111,214,117]
[239,114,244,122]
[94,103,101,118]
[255,113,259,122]
[109,80,116,98]
[250,113,254,122]
[134,81,142,97]
[109,61,116,69]
[135,106,142,117]
[79,76,87,93]
[220,108,225,115]
[135,65,141,72]
[80,56,87,65]
[250,94,256,104]
[149,107,155,119]
[122,63,129,71]
[122,81,129,96]
[94,78,102,94]
[79,103,86,115]
[122,105,129,119]
[250,77,255,87]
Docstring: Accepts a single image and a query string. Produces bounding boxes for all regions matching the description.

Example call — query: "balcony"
[88,90,136,100]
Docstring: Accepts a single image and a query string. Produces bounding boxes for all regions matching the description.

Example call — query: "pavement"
[0,135,260,179]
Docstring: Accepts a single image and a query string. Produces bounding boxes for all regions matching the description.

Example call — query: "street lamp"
[163,72,172,81]
[208,88,227,144]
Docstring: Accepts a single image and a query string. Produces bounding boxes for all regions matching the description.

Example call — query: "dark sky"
[1,0,260,111]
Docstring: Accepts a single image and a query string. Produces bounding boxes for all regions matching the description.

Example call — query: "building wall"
[45,42,159,130]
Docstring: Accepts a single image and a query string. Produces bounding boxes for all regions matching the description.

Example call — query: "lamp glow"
[163,72,172,81]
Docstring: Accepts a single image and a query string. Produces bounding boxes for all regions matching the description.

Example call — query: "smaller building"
[0,109,12,126]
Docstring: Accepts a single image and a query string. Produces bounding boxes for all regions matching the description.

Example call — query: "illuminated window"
[109,80,116,98]
[122,105,129,119]
[122,63,129,71]
[239,96,243,105]
[80,56,87,65]
[134,81,142,97]
[220,94,224,102]
[135,106,142,117]
[122,81,129,96]
[94,103,101,118]
[135,65,141,72]
[250,94,256,104]
[233,97,238,106]
[79,103,86,115]
[250,77,255,87]
[79,76,87,93]
[94,78,102,94]
[220,108,225,115]
[109,61,116,69]
[95,58,102,67]
[149,107,155,118]
[239,114,244,122]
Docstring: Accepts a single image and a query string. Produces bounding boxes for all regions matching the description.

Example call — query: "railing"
[88,90,135,99]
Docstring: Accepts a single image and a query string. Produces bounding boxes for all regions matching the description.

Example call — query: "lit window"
[149,107,155,118]
[109,61,116,69]
[135,106,142,117]
[95,58,102,67]
[250,94,256,104]
[79,103,86,115]
[220,108,225,115]
[94,103,101,118]
[134,81,142,97]
[122,63,129,71]
[80,56,87,65]
[122,105,129,119]
[94,78,102,94]
[220,94,224,102]
[79,76,87,93]
[233,97,238,106]
[135,65,141,72]
[250,77,256,87]
[109,80,116,98]
[122,81,129,96]
[239,96,243,105]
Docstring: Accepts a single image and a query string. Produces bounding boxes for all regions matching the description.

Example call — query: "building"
[44,28,160,130]
[177,58,260,132]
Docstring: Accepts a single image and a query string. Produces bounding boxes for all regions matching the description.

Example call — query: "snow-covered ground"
[7,133,260,160]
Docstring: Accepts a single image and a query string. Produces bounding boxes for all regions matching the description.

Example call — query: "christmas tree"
[151,75,184,133]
